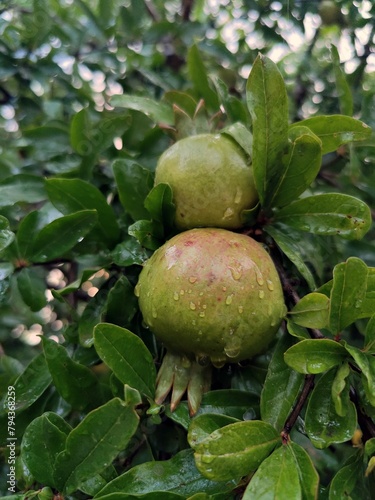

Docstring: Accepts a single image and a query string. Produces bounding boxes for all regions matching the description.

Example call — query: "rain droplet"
[180,289,185,295]
[189,276,197,283]
[234,187,242,204]
[226,294,234,305]
[223,207,234,220]
[222,286,227,292]
[202,304,207,309]
[238,305,244,314]
[199,311,206,318]
[152,307,158,318]
[211,356,226,368]
[259,290,265,299]
[355,299,362,309]
[224,337,241,358]
[134,283,140,297]
[190,302,196,310]
[173,292,179,301]
[266,279,274,291]
[199,291,204,296]
[229,266,242,281]
[201,454,215,464]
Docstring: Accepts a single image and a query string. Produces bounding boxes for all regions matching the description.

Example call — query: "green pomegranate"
[154,134,258,230]
[136,228,286,413]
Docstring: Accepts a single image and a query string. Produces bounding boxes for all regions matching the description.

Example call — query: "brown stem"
[281,374,315,442]
[181,0,195,21]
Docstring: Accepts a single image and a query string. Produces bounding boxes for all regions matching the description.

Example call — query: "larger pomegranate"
[135,228,286,413]
[154,134,258,230]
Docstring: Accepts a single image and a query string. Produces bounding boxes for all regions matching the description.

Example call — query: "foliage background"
[0,0,374,498]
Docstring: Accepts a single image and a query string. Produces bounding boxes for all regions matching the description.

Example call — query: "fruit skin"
[154,134,258,230]
[136,228,286,366]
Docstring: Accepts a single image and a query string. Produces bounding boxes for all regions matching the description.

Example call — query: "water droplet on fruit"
[222,286,227,292]
[180,289,185,295]
[256,275,264,286]
[190,302,196,310]
[199,291,204,296]
[134,283,140,297]
[229,266,242,280]
[189,276,197,283]
[234,187,242,204]
[152,307,158,318]
[259,290,265,299]
[223,207,234,220]
[199,311,206,318]
[224,337,241,358]
[226,294,234,305]
[173,292,179,301]
[201,454,215,464]
[202,304,207,309]
[211,356,226,368]
[266,279,274,291]
[238,305,244,314]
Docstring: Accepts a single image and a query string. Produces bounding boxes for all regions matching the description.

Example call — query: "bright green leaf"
[111,94,174,124]
[111,237,148,267]
[284,339,347,374]
[193,420,279,482]
[128,219,163,251]
[17,267,48,312]
[289,293,330,329]
[274,194,372,240]
[331,45,353,116]
[187,413,239,448]
[246,53,289,206]
[94,323,156,399]
[288,441,320,500]
[144,183,175,230]
[104,275,138,328]
[331,362,351,417]
[344,343,375,406]
[290,115,371,155]
[329,452,364,500]
[364,315,375,353]
[0,215,14,252]
[187,45,219,111]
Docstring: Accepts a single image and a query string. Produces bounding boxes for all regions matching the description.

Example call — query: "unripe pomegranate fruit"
[154,134,258,230]
[135,228,286,413]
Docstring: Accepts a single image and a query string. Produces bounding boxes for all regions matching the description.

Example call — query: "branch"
[181,0,195,21]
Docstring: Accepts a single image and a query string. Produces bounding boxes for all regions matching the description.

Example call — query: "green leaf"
[330,45,353,116]
[290,115,371,154]
[364,315,375,353]
[331,362,351,416]
[0,215,15,252]
[344,343,375,406]
[46,178,119,246]
[305,368,357,449]
[269,126,322,208]
[329,257,368,333]
[187,45,219,111]
[21,412,71,487]
[128,220,163,251]
[260,333,304,431]
[94,323,156,399]
[54,398,139,494]
[111,237,148,267]
[289,292,330,329]
[111,94,174,124]
[284,339,348,374]
[144,183,175,230]
[0,353,52,414]
[246,53,289,207]
[188,413,239,448]
[78,288,108,347]
[30,210,98,263]
[288,441,320,500]
[17,267,48,312]
[243,445,301,500]
[70,108,91,154]
[274,194,372,240]
[42,337,101,410]
[96,494,184,500]
[112,159,153,221]
[94,449,236,498]
[329,452,364,500]
[0,174,46,207]
[264,224,316,290]
[104,275,138,328]
[192,420,279,482]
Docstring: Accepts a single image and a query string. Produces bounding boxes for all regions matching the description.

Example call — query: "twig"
[181,0,195,21]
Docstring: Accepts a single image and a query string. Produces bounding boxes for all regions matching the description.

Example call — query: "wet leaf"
[0,174,46,207]
[187,413,239,448]
[284,339,347,374]
[331,362,351,417]
[289,292,330,329]
[187,45,219,111]
[144,183,175,231]
[111,237,148,267]
[328,451,364,500]
[104,275,138,328]
[17,267,48,312]
[192,420,279,482]
[344,343,375,406]
[111,94,174,124]
[364,315,375,353]
[305,369,357,449]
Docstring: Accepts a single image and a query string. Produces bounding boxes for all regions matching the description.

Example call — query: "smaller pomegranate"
[154,134,258,230]
[135,228,286,414]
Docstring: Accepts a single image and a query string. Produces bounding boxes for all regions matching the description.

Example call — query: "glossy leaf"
[331,45,353,116]
[187,45,219,111]
[289,293,330,329]
[16,267,48,312]
[21,412,71,487]
[42,337,101,410]
[96,494,184,500]
[54,398,139,494]
[288,441,320,500]
[94,323,156,399]
[111,94,174,124]
[246,53,289,206]
[328,452,364,500]
[0,174,46,207]
[193,420,279,481]
[305,369,357,449]
[331,362,351,416]
[111,237,148,267]
[0,353,52,414]
[243,445,301,500]
[221,122,253,159]
[329,257,368,333]
[270,125,322,208]
[290,115,371,154]
[104,276,138,328]
[274,194,371,240]
[0,215,14,252]
[128,219,163,251]
[187,413,239,448]
[144,183,175,230]
[78,288,108,347]
[261,334,304,431]
[284,339,347,374]
[112,159,153,221]
[30,210,98,263]
[364,315,375,353]
[265,224,316,290]
[344,343,375,406]
[94,449,236,498]
[46,178,119,246]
